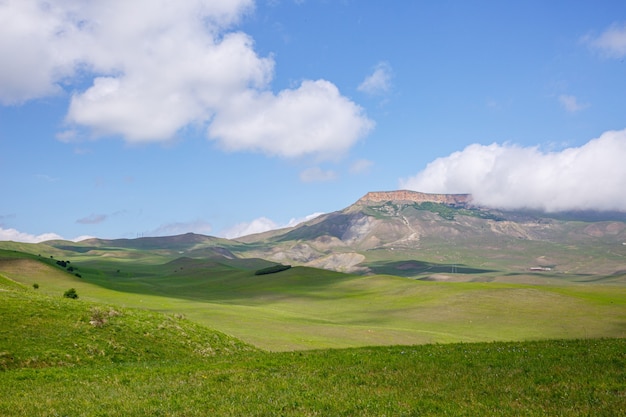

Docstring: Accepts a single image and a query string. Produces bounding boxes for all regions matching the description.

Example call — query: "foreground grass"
[1,275,626,416]
[2,339,625,416]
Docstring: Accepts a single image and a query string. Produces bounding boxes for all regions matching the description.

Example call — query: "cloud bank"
[0,0,372,158]
[400,129,626,212]
[0,227,93,243]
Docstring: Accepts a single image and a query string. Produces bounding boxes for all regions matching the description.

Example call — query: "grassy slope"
[1,249,625,351]
[1,276,625,416]
[0,275,255,370]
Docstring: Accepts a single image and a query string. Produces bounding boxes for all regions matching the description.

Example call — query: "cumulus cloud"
[0,0,372,158]
[399,128,626,212]
[221,217,278,239]
[585,23,626,58]
[358,62,393,95]
[285,212,324,227]
[208,80,373,158]
[0,227,63,243]
[299,166,337,182]
[558,94,588,113]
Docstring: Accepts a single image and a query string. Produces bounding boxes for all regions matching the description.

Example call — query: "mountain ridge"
[237,190,626,277]
[5,190,625,281]
[356,190,472,207]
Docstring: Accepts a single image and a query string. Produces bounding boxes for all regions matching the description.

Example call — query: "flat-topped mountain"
[239,190,626,278]
[356,190,471,207]
[10,189,624,282]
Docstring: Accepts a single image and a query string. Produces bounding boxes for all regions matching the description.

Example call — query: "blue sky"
[2,0,626,242]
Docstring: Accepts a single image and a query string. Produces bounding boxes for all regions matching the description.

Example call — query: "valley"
[1,191,625,350]
[1,191,625,414]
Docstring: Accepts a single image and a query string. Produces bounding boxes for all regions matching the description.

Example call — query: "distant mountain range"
[35,190,626,281]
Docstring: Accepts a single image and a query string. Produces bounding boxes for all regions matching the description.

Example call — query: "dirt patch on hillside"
[306,252,366,273]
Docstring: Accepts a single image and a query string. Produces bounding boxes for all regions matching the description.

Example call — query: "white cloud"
[221,217,278,239]
[358,62,393,95]
[285,212,324,227]
[221,212,323,239]
[0,227,62,243]
[0,0,373,158]
[585,23,626,58]
[299,166,337,182]
[0,0,78,104]
[0,0,255,105]
[150,220,213,237]
[400,128,626,212]
[558,94,588,113]
[73,235,96,242]
[208,80,374,159]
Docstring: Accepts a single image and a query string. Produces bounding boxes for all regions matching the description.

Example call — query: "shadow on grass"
[72,258,363,305]
[364,260,496,277]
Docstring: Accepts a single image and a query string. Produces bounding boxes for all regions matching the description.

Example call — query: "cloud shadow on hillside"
[364,260,496,277]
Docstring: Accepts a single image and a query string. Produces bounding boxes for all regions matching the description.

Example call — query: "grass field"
[1,274,625,416]
[1,247,625,351]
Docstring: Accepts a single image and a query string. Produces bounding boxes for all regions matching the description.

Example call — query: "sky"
[1,0,626,243]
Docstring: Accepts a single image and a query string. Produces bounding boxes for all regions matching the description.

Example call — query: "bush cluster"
[254,264,291,276]
[52,257,82,278]
[63,288,78,299]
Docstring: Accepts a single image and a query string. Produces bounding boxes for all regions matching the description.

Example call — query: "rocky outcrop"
[357,190,471,207]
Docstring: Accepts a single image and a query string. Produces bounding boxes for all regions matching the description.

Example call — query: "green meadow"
[1,273,625,416]
[1,245,626,415]
[1,247,625,351]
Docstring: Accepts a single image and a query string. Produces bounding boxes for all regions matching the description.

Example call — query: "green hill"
[2,191,626,414]
[1,248,625,351]
[1,276,625,415]
[1,243,626,415]
[0,275,254,370]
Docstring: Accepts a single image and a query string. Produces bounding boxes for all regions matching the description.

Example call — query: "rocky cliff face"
[356,190,471,207]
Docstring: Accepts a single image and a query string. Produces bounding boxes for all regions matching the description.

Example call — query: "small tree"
[63,288,78,299]
[33,283,39,290]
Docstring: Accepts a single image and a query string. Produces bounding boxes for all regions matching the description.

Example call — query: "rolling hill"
[3,189,626,283]
[2,274,624,415]
[0,190,625,351]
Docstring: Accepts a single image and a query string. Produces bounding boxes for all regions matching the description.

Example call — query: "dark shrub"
[254,264,291,276]
[63,288,78,299]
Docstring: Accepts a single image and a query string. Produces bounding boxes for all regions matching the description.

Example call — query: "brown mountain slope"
[240,190,626,277]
